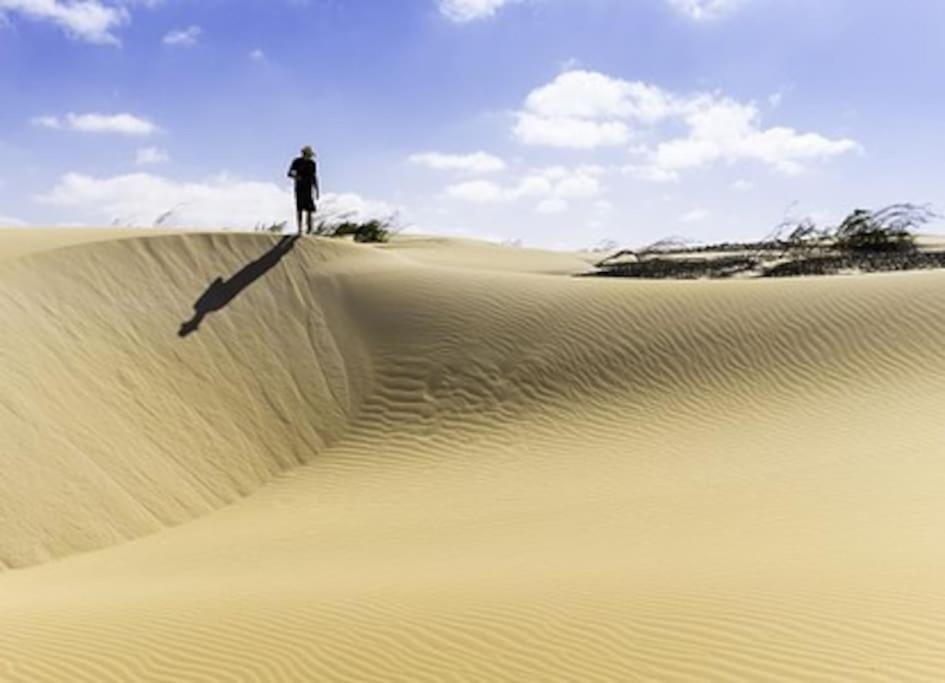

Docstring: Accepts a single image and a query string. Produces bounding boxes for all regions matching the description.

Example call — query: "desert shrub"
[832,204,931,253]
[330,219,391,243]
[311,216,394,243]
[641,236,699,254]
[588,201,939,280]
[254,221,288,234]
[593,255,759,280]
[763,251,945,278]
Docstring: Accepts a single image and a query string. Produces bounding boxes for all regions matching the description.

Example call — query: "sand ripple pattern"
[3,233,945,680]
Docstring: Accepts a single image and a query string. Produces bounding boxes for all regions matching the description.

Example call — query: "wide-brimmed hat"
[301,145,315,158]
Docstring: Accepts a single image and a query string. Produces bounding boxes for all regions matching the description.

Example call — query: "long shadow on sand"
[179,235,299,338]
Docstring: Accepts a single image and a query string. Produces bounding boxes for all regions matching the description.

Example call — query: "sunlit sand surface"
[3,229,945,681]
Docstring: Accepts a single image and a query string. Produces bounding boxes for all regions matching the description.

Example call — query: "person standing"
[287,146,320,235]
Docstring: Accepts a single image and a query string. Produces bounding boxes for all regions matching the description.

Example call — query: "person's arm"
[314,163,321,200]
[287,160,298,179]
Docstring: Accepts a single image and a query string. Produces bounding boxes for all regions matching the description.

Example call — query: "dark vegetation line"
[255,217,394,243]
[590,204,943,279]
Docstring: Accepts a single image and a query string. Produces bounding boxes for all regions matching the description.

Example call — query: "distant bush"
[312,215,394,243]
[254,221,288,234]
[589,202,940,280]
[592,255,759,280]
[330,219,391,243]
[833,204,931,253]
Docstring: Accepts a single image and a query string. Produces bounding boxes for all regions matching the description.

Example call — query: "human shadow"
[179,235,299,338]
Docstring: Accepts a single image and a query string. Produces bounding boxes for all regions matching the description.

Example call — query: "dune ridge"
[2,231,945,680]
[0,234,377,568]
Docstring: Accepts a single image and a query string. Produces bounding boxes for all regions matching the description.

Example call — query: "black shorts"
[295,188,316,212]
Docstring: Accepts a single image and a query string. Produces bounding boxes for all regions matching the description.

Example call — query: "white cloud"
[513,70,682,149]
[249,48,265,61]
[522,70,679,122]
[37,172,392,229]
[445,179,506,203]
[536,197,568,215]
[439,0,746,23]
[731,179,753,191]
[622,164,679,183]
[0,0,128,44]
[516,70,860,176]
[512,174,553,197]
[30,115,61,129]
[438,0,513,22]
[32,112,158,136]
[680,208,710,223]
[0,213,28,227]
[648,97,862,175]
[135,146,169,165]
[555,174,601,199]
[665,0,743,20]
[445,165,603,205]
[514,113,630,149]
[409,151,506,173]
[162,24,200,46]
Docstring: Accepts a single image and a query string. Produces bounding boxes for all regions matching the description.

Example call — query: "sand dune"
[3,230,945,680]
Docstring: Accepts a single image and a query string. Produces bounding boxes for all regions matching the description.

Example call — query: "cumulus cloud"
[162,24,200,46]
[444,179,506,203]
[32,112,158,136]
[0,213,28,227]
[439,0,746,23]
[0,0,129,44]
[37,172,393,229]
[438,0,513,22]
[135,146,169,165]
[679,208,710,223]
[622,164,680,183]
[665,0,742,20]
[513,70,682,149]
[410,151,506,174]
[554,174,601,199]
[514,114,630,150]
[535,197,568,215]
[517,70,861,175]
[445,165,603,214]
[647,96,862,176]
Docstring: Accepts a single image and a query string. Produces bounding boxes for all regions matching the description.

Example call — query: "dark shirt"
[288,157,318,193]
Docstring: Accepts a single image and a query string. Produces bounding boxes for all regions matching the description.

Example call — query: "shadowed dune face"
[0,234,375,568]
[4,232,945,679]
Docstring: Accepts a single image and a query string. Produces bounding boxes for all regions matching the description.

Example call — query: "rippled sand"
[2,230,945,681]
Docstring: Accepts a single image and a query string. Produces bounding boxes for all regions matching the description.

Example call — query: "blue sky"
[1,0,944,247]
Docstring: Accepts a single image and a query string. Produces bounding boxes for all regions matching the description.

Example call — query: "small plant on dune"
[833,204,932,253]
[331,218,392,243]
[311,211,395,243]
[590,201,941,280]
[785,218,826,246]
[254,221,288,234]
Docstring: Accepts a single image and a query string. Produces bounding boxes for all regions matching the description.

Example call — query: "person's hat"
[301,145,315,158]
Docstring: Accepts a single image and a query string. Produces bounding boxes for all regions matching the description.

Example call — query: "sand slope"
[2,230,945,680]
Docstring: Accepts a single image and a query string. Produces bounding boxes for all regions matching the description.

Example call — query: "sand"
[2,228,945,681]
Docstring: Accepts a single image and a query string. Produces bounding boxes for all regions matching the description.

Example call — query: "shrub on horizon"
[330,219,391,243]
[833,204,932,253]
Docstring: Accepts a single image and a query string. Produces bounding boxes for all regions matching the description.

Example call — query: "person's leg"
[296,208,303,236]
[306,210,314,235]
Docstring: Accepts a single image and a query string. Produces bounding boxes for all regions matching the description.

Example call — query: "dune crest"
[3,231,945,680]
